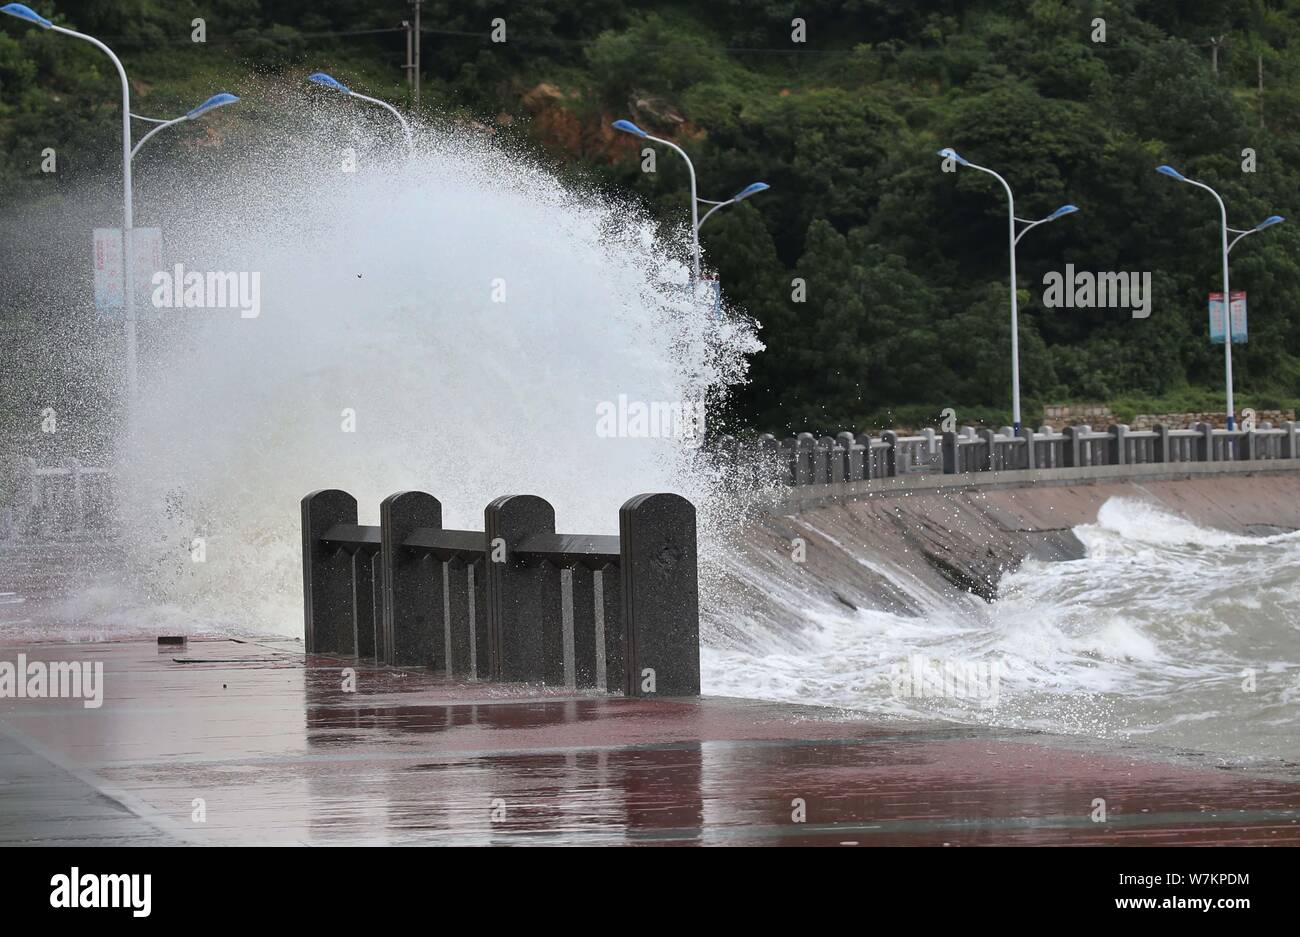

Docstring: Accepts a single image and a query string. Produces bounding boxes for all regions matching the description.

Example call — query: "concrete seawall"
[718,472,1300,635]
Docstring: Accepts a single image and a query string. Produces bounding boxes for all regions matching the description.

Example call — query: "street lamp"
[308,72,413,157]
[2,2,142,406]
[1157,164,1285,429]
[130,93,239,160]
[698,182,771,231]
[613,119,770,290]
[938,147,1080,433]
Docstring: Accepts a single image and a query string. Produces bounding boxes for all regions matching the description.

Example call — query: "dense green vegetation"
[4,0,1300,434]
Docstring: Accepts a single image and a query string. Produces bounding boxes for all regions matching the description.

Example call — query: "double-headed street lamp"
[131,93,239,160]
[1156,164,1285,430]
[938,147,1079,433]
[612,119,769,288]
[308,72,414,157]
[4,3,139,402]
[2,3,238,411]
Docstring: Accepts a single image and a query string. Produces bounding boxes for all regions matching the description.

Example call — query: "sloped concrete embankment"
[710,475,1300,644]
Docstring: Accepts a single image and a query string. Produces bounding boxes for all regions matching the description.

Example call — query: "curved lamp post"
[308,72,413,157]
[2,2,145,405]
[612,119,769,289]
[1157,164,1285,430]
[698,182,771,231]
[938,147,1080,433]
[131,93,238,160]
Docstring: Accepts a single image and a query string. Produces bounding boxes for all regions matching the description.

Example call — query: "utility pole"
[412,0,422,109]
[403,20,413,95]
[1258,53,1265,128]
[1209,35,1225,76]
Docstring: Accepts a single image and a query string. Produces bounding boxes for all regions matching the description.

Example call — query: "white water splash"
[703,497,1300,763]
[24,91,760,636]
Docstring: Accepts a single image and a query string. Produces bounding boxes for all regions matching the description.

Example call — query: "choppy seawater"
[703,498,1300,765]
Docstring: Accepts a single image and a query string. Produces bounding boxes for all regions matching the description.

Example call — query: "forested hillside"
[4,0,1300,432]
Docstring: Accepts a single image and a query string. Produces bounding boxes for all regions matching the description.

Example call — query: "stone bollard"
[881,430,900,476]
[380,491,443,669]
[1195,422,1214,461]
[942,430,959,474]
[795,433,816,485]
[484,495,564,684]
[301,489,358,656]
[1061,426,1081,468]
[1108,424,1129,466]
[619,493,699,697]
[836,432,861,481]
[1153,424,1170,463]
[1017,426,1036,470]
[976,427,997,471]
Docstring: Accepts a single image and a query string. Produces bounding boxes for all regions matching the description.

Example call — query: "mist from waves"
[5,82,761,639]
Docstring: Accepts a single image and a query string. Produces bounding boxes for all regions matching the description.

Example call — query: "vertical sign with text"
[93,228,124,317]
[1209,291,1247,344]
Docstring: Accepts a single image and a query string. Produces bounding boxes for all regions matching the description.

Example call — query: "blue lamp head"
[612,119,647,138]
[1047,204,1079,221]
[1256,215,1285,231]
[308,72,351,94]
[186,92,239,119]
[734,182,770,202]
[1,3,52,27]
[1156,164,1185,181]
[937,147,970,167]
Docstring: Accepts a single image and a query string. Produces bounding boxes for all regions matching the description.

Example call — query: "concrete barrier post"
[816,436,837,484]
[1196,422,1213,461]
[1061,426,1079,468]
[380,491,442,669]
[485,495,563,684]
[619,493,700,697]
[836,432,861,481]
[1153,424,1169,463]
[942,430,958,474]
[757,434,780,485]
[779,437,798,486]
[1283,421,1298,459]
[976,428,996,471]
[795,433,815,485]
[1108,424,1128,466]
[301,489,357,655]
[997,427,1015,470]
[881,430,900,476]
[1018,427,1036,470]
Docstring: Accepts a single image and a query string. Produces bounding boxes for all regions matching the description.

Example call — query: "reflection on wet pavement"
[1,639,1298,845]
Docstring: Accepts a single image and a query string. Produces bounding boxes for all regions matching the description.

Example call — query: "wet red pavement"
[1,638,1298,845]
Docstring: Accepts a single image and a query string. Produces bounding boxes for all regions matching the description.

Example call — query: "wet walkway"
[1,639,1298,845]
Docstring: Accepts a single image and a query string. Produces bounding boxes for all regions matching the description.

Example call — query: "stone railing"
[0,457,115,541]
[716,421,1300,489]
[301,488,700,696]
